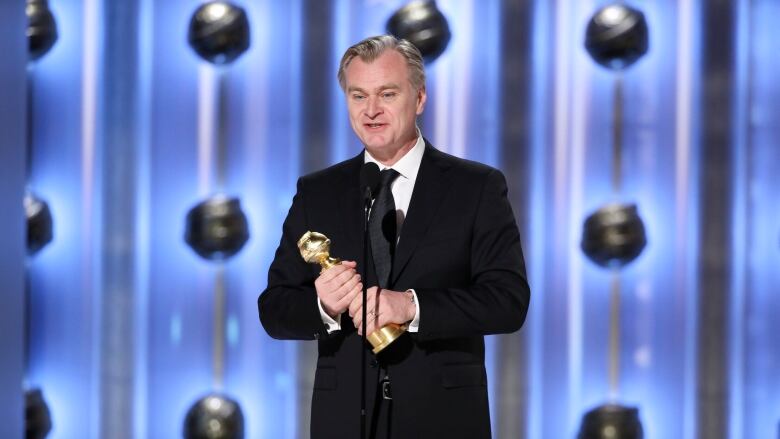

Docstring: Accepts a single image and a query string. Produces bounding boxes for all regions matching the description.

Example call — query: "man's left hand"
[349,287,415,336]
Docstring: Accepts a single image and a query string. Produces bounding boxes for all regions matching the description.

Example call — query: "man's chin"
[359,135,391,151]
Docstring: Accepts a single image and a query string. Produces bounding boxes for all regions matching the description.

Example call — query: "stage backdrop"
[16,0,780,438]
[0,1,27,437]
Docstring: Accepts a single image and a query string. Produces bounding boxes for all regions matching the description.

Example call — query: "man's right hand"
[315,260,362,319]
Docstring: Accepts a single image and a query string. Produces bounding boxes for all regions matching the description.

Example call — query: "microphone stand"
[360,187,372,439]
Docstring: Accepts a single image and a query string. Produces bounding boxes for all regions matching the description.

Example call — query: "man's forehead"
[351,49,404,68]
[344,51,410,82]
[344,50,409,76]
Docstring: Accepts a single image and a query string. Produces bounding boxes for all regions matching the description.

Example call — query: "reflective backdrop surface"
[10,0,780,438]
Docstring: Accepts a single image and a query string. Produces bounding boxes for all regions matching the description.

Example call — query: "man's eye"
[352,94,365,100]
[382,92,396,98]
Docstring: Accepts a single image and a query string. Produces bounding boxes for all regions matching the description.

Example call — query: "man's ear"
[416,88,427,115]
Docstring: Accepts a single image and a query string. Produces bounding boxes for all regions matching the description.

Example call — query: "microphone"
[360,162,381,206]
[357,161,380,439]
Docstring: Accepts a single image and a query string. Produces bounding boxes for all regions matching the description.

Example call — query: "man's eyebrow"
[346,83,401,93]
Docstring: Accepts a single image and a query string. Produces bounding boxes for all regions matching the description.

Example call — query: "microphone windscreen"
[360,162,381,197]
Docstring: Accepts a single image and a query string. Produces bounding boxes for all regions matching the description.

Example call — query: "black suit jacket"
[258,141,530,438]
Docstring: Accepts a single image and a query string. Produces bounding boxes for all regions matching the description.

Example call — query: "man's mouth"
[365,123,386,129]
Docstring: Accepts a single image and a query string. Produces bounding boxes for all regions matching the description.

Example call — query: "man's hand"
[349,287,416,336]
[315,261,362,319]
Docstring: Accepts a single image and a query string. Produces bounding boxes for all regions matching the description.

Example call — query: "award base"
[367,322,407,354]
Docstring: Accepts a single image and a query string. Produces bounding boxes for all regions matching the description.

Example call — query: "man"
[258,35,529,438]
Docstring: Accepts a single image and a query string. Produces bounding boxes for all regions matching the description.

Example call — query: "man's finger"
[348,292,362,317]
[318,263,350,282]
[353,305,379,334]
[334,275,357,305]
[375,313,388,330]
[353,315,362,333]
[365,318,377,336]
[340,273,361,297]
[339,282,362,311]
[331,268,357,290]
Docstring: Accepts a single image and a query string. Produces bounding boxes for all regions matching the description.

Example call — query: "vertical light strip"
[0,1,27,435]
[552,0,573,427]
[213,268,226,390]
[81,0,101,436]
[134,0,153,436]
[447,0,473,159]
[197,64,216,197]
[674,1,700,438]
[242,0,269,236]
[747,2,780,435]
[529,0,550,436]
[432,1,452,154]
[330,0,350,163]
[729,0,750,437]
[238,3,269,432]
[289,0,302,179]
[552,0,588,431]
[567,45,588,435]
[608,273,621,398]
[243,1,268,170]
[484,0,501,168]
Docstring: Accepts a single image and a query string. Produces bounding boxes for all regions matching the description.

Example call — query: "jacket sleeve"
[257,178,330,340]
[413,169,530,342]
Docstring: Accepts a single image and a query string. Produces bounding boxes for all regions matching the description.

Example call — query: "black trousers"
[369,366,393,439]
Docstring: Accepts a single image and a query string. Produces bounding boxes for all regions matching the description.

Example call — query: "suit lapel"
[337,152,366,261]
[391,143,451,284]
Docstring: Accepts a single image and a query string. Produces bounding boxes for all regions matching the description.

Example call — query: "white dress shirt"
[318,131,424,333]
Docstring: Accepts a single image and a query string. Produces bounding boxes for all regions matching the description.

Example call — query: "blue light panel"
[26,0,104,437]
[737,1,780,437]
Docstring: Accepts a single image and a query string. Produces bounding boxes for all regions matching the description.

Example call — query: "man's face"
[343,50,426,159]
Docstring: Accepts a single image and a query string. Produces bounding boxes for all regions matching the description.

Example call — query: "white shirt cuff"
[407,289,420,333]
[317,298,341,333]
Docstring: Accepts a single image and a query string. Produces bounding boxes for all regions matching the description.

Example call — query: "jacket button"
[370,359,378,368]
[314,333,320,340]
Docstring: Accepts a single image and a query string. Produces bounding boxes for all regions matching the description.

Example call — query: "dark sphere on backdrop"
[27,0,58,61]
[185,195,249,261]
[386,0,451,64]
[184,394,245,439]
[585,4,648,70]
[24,192,53,256]
[188,1,250,65]
[25,388,53,439]
[581,203,647,268]
[578,403,643,439]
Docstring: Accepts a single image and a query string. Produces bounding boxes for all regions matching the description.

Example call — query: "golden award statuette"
[297,231,406,354]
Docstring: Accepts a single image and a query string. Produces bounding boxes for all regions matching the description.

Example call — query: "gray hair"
[337,35,426,92]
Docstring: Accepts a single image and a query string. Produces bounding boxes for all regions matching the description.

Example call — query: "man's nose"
[366,96,382,118]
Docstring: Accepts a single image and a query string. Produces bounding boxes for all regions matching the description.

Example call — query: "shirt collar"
[363,128,425,181]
